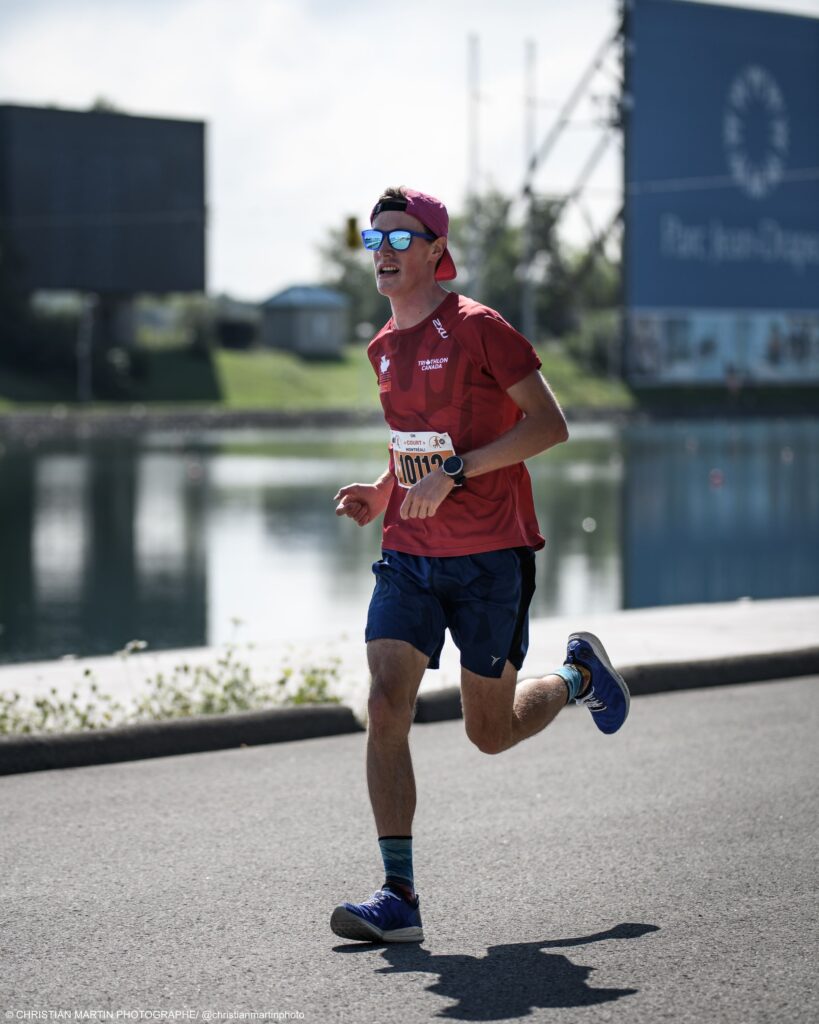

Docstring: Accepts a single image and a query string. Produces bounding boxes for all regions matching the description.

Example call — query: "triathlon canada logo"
[418,357,449,372]
[723,65,789,200]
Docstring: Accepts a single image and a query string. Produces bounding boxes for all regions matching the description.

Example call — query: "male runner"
[331,187,629,943]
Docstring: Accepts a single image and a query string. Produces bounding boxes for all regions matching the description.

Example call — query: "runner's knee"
[367,684,414,738]
[464,719,509,756]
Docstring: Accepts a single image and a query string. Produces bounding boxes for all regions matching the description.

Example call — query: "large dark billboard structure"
[624,0,819,385]
[0,104,205,293]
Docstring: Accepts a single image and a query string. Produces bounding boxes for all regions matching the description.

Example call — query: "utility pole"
[466,33,481,297]
[518,25,620,336]
[521,38,538,341]
[620,0,634,380]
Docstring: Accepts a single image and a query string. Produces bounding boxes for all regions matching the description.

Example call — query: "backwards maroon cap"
[370,187,457,281]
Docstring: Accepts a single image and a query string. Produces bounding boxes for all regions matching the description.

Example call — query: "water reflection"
[0,420,816,663]
[622,420,819,606]
[0,440,207,662]
[532,434,623,616]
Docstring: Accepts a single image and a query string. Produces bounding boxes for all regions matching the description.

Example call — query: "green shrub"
[0,641,342,737]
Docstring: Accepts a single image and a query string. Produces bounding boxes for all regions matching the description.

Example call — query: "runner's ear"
[429,237,447,262]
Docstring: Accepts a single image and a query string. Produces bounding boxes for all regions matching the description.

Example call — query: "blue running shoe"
[330,887,424,943]
[565,631,630,734]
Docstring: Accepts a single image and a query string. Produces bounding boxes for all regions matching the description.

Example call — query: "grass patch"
[0,338,633,414]
[213,347,381,412]
[538,347,634,411]
[135,348,223,402]
[0,363,76,408]
[212,344,633,412]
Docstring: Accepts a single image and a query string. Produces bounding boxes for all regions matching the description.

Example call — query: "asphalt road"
[2,677,817,1024]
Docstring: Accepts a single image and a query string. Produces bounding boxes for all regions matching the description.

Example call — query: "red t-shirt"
[367,290,545,556]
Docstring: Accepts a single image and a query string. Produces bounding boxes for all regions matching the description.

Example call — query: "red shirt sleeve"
[458,307,542,392]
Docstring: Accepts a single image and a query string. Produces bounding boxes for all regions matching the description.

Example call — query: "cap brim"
[435,249,457,282]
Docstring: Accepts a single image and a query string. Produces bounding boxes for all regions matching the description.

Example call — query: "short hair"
[376,185,407,205]
[373,185,440,242]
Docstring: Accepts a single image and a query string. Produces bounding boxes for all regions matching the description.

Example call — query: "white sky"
[1,0,816,300]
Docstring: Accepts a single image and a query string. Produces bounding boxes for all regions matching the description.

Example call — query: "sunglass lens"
[361,230,383,250]
[389,231,412,250]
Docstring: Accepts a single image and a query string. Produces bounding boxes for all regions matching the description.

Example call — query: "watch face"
[443,456,463,476]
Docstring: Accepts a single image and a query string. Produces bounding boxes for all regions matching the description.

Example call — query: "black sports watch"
[442,455,466,487]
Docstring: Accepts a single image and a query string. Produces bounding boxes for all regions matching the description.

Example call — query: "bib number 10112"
[396,451,444,487]
[390,430,455,489]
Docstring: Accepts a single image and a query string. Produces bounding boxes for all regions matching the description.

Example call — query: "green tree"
[318,227,390,340]
[566,242,620,310]
[449,190,520,325]
[449,189,576,338]
[529,195,577,337]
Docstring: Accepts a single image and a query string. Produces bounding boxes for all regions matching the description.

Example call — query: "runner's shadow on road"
[334,922,659,1021]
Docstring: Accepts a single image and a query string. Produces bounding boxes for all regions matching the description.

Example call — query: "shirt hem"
[381,535,545,557]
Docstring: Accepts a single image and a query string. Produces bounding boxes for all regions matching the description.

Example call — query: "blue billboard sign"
[624,0,819,384]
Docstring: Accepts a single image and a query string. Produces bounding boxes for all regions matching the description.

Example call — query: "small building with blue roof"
[260,285,349,359]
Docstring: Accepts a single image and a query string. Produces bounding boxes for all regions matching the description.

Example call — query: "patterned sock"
[554,664,586,703]
[378,835,415,901]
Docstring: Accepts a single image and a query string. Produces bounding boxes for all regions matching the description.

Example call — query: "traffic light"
[345,216,359,250]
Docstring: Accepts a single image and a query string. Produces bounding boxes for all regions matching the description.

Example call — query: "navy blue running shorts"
[365,547,536,679]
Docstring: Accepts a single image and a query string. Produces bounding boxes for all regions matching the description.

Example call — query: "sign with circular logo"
[723,65,789,200]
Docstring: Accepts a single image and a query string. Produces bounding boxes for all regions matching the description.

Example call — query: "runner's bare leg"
[460,661,579,755]
[366,639,428,834]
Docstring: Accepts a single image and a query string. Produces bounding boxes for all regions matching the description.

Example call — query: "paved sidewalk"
[3,596,818,717]
[1,677,817,1023]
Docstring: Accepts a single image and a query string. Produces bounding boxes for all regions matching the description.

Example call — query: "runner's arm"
[334,467,394,527]
[399,370,567,520]
[460,368,568,478]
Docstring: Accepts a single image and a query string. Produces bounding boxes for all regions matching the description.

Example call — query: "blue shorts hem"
[364,626,442,670]
[365,548,535,680]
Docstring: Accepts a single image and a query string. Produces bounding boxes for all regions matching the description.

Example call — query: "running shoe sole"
[330,905,424,943]
[569,630,630,729]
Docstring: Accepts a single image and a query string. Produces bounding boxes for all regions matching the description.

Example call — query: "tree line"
[320,189,620,341]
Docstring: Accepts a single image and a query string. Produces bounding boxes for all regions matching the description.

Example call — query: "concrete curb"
[2,647,818,775]
[412,645,819,723]
[617,646,819,696]
[0,704,363,776]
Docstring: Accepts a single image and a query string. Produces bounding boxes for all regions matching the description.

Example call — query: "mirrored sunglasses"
[361,228,436,251]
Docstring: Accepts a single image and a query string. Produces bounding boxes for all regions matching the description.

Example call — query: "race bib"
[390,430,455,489]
